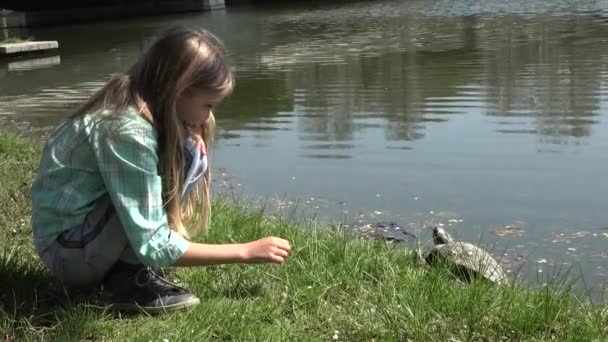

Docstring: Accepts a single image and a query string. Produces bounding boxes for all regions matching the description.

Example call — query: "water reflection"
[6,55,61,72]
[481,16,606,145]
[1,4,607,149]
[249,11,608,151]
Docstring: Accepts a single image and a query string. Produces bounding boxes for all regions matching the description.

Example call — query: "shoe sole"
[103,297,201,315]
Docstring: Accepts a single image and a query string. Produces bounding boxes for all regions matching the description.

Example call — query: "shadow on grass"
[158,267,265,300]
[215,282,264,300]
[0,249,100,332]
[1,251,57,322]
[197,267,266,300]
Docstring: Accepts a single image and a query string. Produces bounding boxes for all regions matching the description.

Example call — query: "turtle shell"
[425,241,507,285]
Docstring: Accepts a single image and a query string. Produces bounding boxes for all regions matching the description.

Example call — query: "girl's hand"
[242,237,291,264]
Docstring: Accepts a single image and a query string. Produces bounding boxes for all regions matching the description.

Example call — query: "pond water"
[2,0,608,299]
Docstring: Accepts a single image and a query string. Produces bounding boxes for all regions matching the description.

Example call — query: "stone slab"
[0,41,58,55]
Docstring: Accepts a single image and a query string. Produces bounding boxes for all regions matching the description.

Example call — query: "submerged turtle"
[357,221,416,245]
[424,226,508,285]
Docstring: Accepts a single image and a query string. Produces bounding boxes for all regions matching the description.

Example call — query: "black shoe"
[99,262,200,314]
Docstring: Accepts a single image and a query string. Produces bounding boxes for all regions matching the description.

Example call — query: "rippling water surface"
[3,0,608,299]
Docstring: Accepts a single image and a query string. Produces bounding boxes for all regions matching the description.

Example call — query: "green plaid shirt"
[31,108,189,268]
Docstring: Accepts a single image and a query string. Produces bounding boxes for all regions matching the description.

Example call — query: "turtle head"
[432,226,454,245]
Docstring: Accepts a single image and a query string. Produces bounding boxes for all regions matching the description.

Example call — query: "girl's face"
[176,88,225,127]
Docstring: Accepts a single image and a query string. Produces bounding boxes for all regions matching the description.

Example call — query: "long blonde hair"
[70,26,234,238]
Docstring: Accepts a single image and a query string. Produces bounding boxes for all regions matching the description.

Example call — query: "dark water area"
[2,0,608,300]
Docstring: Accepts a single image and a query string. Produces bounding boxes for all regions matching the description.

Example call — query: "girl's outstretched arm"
[173,236,291,267]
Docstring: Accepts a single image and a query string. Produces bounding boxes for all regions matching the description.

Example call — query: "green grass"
[1,130,607,341]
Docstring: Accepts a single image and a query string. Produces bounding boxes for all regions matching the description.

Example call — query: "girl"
[31,26,291,314]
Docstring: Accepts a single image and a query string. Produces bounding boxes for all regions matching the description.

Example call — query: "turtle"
[356,221,416,245]
[424,226,508,285]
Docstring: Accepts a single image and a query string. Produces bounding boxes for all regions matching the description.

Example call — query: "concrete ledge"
[0,41,59,55]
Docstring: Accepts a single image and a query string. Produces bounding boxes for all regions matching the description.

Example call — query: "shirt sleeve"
[92,118,189,268]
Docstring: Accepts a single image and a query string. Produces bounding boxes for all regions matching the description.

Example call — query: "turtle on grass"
[424,226,508,285]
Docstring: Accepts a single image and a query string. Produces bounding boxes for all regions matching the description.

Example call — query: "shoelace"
[134,267,187,294]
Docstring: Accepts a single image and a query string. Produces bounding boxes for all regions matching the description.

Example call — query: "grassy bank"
[1,131,607,341]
